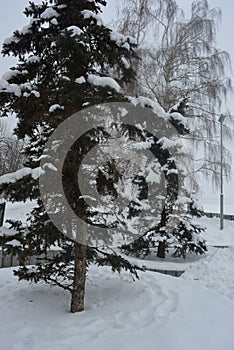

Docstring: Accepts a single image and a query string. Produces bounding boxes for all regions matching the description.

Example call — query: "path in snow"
[0,266,234,350]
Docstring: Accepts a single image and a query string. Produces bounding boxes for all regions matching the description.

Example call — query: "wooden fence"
[0,249,185,277]
[0,250,60,269]
[1,211,233,275]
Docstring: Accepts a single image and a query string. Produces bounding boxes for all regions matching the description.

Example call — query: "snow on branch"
[157,136,182,150]
[0,164,57,185]
[2,70,24,81]
[0,78,41,98]
[3,20,37,46]
[81,10,104,26]
[128,96,168,120]
[110,31,137,49]
[40,8,59,20]
[75,76,86,84]
[49,104,64,113]
[26,55,41,64]
[0,78,21,97]
[88,74,120,92]
[66,26,83,37]
[3,35,20,45]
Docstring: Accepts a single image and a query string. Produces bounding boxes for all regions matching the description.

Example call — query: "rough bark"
[157,241,166,258]
[70,243,87,313]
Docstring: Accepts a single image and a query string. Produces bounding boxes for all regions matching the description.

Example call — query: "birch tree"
[116,0,233,185]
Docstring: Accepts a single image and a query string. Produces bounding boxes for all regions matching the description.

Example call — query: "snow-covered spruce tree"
[0,0,140,313]
[168,99,207,259]
[121,99,207,259]
[171,195,207,259]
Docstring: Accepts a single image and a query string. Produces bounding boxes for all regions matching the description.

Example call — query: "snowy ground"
[182,246,234,302]
[200,216,234,246]
[3,199,37,224]
[0,265,234,350]
[1,200,234,349]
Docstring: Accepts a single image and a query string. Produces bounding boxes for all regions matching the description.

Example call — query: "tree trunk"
[70,243,87,313]
[157,241,166,259]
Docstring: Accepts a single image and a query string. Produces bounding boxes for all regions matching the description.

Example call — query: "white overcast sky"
[0,0,233,211]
